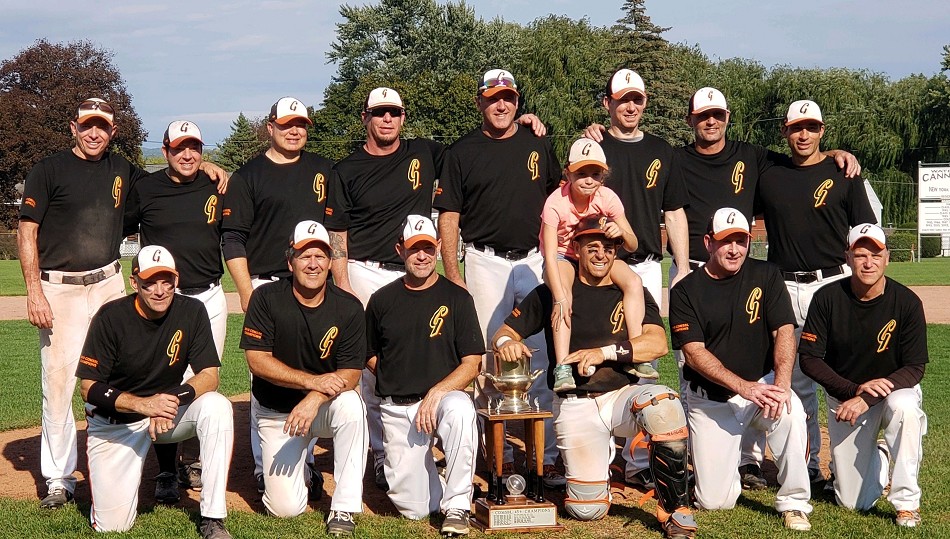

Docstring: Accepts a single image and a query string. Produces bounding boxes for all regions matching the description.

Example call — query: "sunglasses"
[367,107,404,118]
[694,110,728,122]
[79,100,115,115]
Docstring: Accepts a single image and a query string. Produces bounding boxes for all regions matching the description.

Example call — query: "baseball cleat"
[440,508,470,536]
[625,468,656,490]
[326,510,356,536]
[738,463,767,490]
[542,464,566,489]
[179,461,203,491]
[662,508,697,539]
[199,517,232,539]
[154,472,181,504]
[39,487,73,509]
[896,509,921,528]
[782,510,811,531]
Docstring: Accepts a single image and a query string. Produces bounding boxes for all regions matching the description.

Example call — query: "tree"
[0,39,145,227]
[213,113,267,172]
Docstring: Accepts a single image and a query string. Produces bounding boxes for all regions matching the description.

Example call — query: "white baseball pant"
[380,390,477,519]
[39,265,125,494]
[179,283,227,359]
[250,275,280,480]
[686,373,812,514]
[826,386,926,511]
[85,392,234,532]
[254,390,367,517]
[347,260,405,470]
[464,246,557,467]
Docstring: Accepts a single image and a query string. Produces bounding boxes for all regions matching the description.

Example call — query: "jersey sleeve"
[322,168,347,230]
[240,288,275,351]
[758,147,779,175]
[542,138,562,194]
[76,309,119,382]
[365,295,382,359]
[897,288,929,366]
[122,180,143,237]
[668,282,704,349]
[330,163,354,229]
[847,174,876,226]
[662,154,690,212]
[798,288,831,358]
[453,290,486,357]
[764,264,797,330]
[433,147,462,213]
[19,159,52,223]
[333,300,368,371]
[503,285,549,341]
[221,171,254,233]
[642,288,662,328]
[186,304,220,372]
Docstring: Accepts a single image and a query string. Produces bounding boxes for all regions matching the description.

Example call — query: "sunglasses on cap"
[366,107,404,118]
[78,100,115,115]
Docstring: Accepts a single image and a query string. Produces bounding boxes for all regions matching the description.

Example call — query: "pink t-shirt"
[540,183,625,259]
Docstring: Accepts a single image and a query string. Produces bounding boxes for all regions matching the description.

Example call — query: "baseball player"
[222,96,343,490]
[669,207,812,531]
[493,214,695,539]
[17,98,228,509]
[76,245,234,538]
[755,100,877,484]
[240,220,367,536]
[434,68,564,487]
[365,215,483,536]
[799,224,928,528]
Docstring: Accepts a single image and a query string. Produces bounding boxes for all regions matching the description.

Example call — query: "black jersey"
[366,276,484,398]
[223,151,342,277]
[756,156,875,272]
[76,294,218,401]
[799,277,928,384]
[240,279,365,413]
[669,258,796,401]
[675,141,772,261]
[505,280,663,393]
[434,126,561,251]
[123,170,224,289]
[20,150,147,271]
[600,132,690,261]
[334,138,445,264]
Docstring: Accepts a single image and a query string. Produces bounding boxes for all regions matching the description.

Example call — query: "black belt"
[385,394,426,405]
[41,261,121,286]
[377,262,405,272]
[86,407,145,425]
[179,279,221,296]
[472,243,535,261]
[782,265,844,284]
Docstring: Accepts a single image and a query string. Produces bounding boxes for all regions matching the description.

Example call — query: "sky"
[2,1,948,146]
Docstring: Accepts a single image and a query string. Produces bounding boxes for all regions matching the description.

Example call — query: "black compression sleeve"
[221,230,248,260]
[799,354,858,401]
[860,364,926,407]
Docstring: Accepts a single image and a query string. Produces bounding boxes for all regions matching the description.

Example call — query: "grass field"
[1,316,948,537]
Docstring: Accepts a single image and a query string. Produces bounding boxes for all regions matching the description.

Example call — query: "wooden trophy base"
[472,497,565,533]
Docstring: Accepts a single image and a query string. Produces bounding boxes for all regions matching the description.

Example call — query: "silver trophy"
[481,350,544,414]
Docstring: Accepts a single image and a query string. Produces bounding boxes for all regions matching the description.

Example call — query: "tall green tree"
[214,113,267,171]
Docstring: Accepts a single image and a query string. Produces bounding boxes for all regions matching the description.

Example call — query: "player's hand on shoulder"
[835,396,870,426]
[516,114,547,137]
[310,372,346,397]
[415,388,447,434]
[583,123,606,143]
[26,291,54,329]
[284,391,325,437]
[856,377,893,398]
[199,162,230,193]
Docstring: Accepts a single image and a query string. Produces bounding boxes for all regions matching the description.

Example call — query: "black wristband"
[169,384,197,405]
[87,381,122,414]
[613,340,634,362]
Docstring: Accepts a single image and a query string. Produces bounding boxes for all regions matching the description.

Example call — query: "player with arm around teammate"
[77,246,234,538]
[669,208,812,531]
[365,215,483,537]
[493,214,695,539]
[240,220,367,536]
[799,224,927,528]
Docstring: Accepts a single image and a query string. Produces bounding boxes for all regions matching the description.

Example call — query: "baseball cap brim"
[691,104,728,115]
[292,238,330,250]
[711,228,751,241]
[76,111,114,127]
[785,117,824,127]
[166,135,203,148]
[611,87,646,100]
[404,235,438,248]
[273,115,313,126]
[566,160,609,173]
[135,266,178,280]
[481,86,519,98]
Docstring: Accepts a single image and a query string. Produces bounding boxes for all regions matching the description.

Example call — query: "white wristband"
[600,344,617,361]
[494,335,513,349]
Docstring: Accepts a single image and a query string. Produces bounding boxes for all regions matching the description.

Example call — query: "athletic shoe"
[179,461,203,491]
[553,364,576,392]
[662,508,697,539]
[154,472,181,504]
[625,362,660,380]
[199,517,232,539]
[326,510,356,536]
[896,509,921,527]
[308,462,324,501]
[542,464,566,489]
[782,510,812,531]
[374,463,389,491]
[39,487,73,509]
[440,508,470,536]
[256,474,265,494]
[739,463,767,490]
[625,468,656,490]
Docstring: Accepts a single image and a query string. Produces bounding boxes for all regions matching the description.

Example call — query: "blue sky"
[2,1,947,146]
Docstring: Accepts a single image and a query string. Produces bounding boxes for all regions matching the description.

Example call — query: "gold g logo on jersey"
[731,162,745,194]
[408,159,421,190]
[319,326,339,359]
[610,301,625,334]
[527,151,540,181]
[429,306,449,337]
[745,287,762,324]
[877,319,897,353]
[112,176,123,208]
[314,173,326,203]
[167,330,183,366]
[204,195,218,224]
[645,159,661,189]
[813,179,834,208]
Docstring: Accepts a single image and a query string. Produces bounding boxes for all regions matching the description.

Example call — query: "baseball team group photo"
[2,1,950,538]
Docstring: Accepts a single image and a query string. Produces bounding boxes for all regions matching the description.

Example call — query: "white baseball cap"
[848,223,886,250]
[785,99,824,126]
[566,137,608,172]
[689,87,729,115]
[290,220,331,250]
[401,214,438,248]
[133,245,178,279]
[708,207,750,240]
[163,120,203,148]
[269,96,313,126]
[365,87,404,110]
[479,69,519,98]
[76,98,115,126]
[608,69,646,99]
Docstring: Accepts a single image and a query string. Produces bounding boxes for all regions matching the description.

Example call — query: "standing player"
[365,215,482,536]
[434,69,563,486]
[240,221,367,536]
[76,245,234,538]
[669,208,812,531]
[493,215,696,539]
[755,100,877,484]
[800,224,927,527]
[221,96,343,489]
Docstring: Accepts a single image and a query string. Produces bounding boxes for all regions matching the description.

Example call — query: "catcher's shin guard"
[650,438,690,517]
